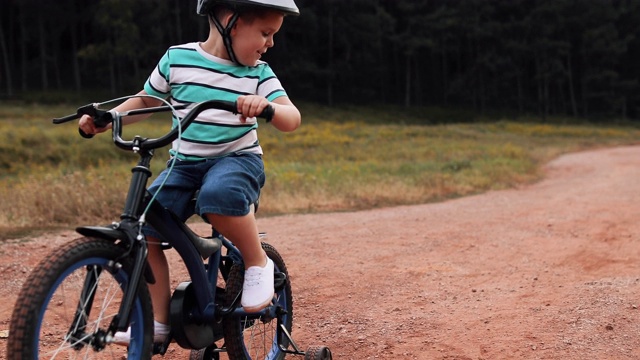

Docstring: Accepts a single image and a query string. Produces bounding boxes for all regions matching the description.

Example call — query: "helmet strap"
[210,12,241,65]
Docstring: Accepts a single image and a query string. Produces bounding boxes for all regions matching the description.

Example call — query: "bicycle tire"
[7,236,154,359]
[222,242,293,360]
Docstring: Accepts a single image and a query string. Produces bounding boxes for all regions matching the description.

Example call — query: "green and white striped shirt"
[144,42,287,160]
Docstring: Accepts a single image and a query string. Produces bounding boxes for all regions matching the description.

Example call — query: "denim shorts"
[143,153,265,240]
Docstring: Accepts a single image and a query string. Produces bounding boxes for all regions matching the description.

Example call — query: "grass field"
[1,101,639,239]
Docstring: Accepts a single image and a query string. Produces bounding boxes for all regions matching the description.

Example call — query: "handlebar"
[52,99,275,152]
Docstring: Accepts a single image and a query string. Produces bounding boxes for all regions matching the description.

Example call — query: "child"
[79,0,301,344]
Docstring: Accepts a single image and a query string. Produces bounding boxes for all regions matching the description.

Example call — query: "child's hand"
[236,95,270,123]
[78,114,110,135]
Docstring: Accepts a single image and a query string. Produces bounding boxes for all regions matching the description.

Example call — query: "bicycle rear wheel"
[222,243,293,360]
[7,236,154,359]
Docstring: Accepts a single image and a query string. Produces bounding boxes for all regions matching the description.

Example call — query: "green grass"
[1,101,639,239]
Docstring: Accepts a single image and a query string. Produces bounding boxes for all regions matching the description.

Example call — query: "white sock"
[154,320,170,336]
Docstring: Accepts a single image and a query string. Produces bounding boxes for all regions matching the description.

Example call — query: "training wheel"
[304,345,332,360]
[189,344,219,360]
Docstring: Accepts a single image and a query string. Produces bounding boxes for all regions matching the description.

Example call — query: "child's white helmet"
[197,0,300,17]
[197,0,299,66]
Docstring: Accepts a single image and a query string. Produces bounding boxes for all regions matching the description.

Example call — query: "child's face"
[231,11,284,66]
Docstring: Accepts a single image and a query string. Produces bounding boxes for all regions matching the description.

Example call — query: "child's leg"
[198,153,271,312]
[146,238,171,325]
[140,161,201,324]
[198,153,267,268]
[206,212,266,268]
[207,212,274,312]
[113,237,171,344]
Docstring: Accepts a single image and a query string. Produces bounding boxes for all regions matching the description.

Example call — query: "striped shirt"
[144,42,287,160]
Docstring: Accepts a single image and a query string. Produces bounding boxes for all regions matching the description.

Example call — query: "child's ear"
[230,17,243,34]
[220,12,235,28]
[229,22,238,36]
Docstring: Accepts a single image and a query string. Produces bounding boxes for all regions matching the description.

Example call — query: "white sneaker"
[112,320,170,345]
[241,257,275,313]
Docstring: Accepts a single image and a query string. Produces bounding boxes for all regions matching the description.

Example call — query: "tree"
[0,9,12,97]
[1,0,640,119]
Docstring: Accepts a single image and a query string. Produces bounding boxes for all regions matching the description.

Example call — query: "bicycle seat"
[167,210,222,259]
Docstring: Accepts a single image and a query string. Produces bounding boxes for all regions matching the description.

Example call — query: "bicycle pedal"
[152,342,164,355]
[152,334,173,355]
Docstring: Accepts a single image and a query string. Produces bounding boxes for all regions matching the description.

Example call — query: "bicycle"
[7,96,332,360]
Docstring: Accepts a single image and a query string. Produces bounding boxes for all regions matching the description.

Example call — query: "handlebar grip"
[260,105,275,122]
[78,128,94,139]
[93,112,113,128]
[229,101,274,122]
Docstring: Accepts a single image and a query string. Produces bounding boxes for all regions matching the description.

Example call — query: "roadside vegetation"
[1,101,639,240]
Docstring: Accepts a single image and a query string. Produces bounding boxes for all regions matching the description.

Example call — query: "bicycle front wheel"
[7,236,154,359]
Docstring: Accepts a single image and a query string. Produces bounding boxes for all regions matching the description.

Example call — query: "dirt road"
[1,145,639,359]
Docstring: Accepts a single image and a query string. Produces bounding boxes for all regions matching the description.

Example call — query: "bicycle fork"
[64,237,150,351]
[65,265,103,350]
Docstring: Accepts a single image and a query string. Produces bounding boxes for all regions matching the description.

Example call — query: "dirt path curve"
[1,145,640,359]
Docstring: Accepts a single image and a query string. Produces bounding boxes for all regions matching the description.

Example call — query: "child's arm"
[78,90,164,135]
[237,95,301,132]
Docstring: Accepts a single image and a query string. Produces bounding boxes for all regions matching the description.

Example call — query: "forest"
[1,0,640,120]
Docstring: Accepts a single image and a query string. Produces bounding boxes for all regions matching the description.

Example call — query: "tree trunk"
[69,1,82,91]
[20,6,28,91]
[567,52,578,117]
[517,71,523,114]
[38,10,49,90]
[404,53,411,108]
[52,36,62,89]
[0,19,13,96]
[414,54,422,106]
[109,49,117,95]
[71,29,82,91]
[174,0,183,43]
[326,0,334,107]
[441,39,448,105]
